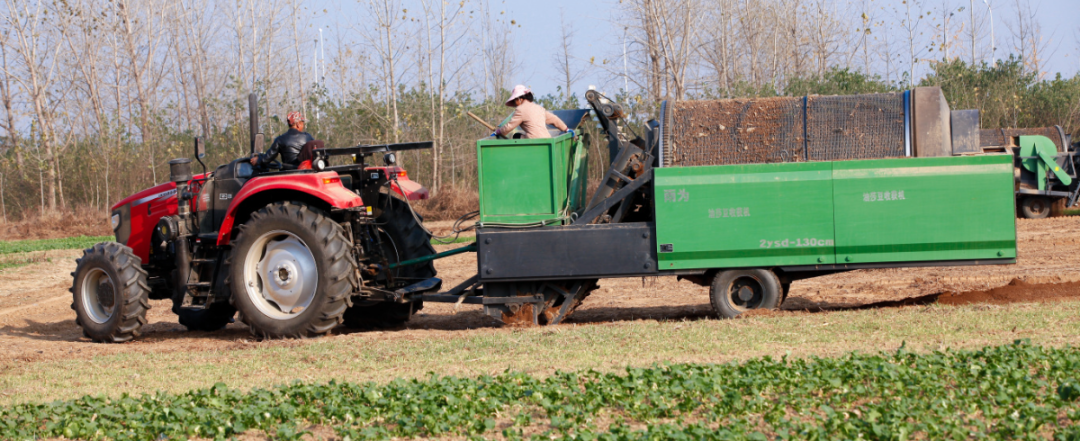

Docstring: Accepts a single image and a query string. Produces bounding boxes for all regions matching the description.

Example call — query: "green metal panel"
[477,134,574,224]
[832,155,1016,264]
[655,155,1016,270]
[1019,135,1071,189]
[654,162,837,270]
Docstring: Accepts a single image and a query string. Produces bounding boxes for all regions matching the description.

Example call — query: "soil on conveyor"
[0,217,1078,362]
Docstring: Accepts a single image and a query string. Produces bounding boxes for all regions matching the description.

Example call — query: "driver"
[251,111,314,169]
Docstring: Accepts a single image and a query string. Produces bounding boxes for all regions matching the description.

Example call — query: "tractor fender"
[216,172,362,246]
[369,166,430,201]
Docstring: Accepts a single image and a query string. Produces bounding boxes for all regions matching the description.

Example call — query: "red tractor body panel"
[112,180,184,262]
[215,172,363,246]
[371,166,430,201]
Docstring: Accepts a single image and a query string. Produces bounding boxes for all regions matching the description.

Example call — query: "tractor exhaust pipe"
[168,158,195,300]
[248,93,259,156]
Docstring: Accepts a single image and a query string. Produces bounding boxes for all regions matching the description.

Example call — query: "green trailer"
[418,91,1018,325]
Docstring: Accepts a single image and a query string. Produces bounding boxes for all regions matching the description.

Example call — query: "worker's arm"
[545,112,569,132]
[253,138,281,166]
[495,108,525,137]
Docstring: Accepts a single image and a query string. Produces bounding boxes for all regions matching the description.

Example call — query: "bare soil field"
[0,217,1078,367]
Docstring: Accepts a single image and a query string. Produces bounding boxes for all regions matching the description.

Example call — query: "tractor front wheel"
[229,202,357,338]
[70,242,150,343]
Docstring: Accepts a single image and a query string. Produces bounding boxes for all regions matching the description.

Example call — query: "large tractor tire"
[229,202,357,338]
[70,242,150,343]
[343,194,436,329]
[709,268,782,319]
[171,269,236,332]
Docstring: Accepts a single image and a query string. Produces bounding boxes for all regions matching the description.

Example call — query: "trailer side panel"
[654,155,1016,270]
[832,155,1016,264]
[654,161,837,270]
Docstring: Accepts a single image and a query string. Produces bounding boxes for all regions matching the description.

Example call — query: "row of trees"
[0,0,1076,220]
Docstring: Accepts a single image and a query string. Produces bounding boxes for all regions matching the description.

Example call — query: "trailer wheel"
[343,194,435,329]
[70,242,150,343]
[1020,196,1051,219]
[709,269,781,319]
[229,202,357,338]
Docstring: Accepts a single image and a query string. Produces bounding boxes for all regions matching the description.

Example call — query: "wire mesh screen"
[664,94,907,167]
[980,127,1066,152]
[666,97,805,166]
[805,93,906,161]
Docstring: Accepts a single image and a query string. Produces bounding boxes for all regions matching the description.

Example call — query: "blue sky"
[312,0,1079,96]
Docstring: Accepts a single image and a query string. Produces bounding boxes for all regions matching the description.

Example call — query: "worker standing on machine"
[252,111,314,169]
[494,85,573,139]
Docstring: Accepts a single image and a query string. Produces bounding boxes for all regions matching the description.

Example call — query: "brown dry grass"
[0,206,111,241]
[412,186,479,221]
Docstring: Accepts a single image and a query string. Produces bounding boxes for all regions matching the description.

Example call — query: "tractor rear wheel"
[70,242,150,343]
[709,269,781,318]
[343,194,436,329]
[229,202,357,338]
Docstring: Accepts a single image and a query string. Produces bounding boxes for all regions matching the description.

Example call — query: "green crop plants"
[2,340,1079,440]
[0,236,112,254]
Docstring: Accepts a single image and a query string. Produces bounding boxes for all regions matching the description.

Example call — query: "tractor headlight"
[111,213,121,231]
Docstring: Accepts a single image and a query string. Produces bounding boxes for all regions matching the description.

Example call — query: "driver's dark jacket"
[259,128,313,168]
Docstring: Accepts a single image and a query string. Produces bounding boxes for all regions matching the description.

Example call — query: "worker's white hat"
[505,85,531,106]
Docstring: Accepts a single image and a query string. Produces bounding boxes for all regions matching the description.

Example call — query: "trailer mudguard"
[216,171,363,246]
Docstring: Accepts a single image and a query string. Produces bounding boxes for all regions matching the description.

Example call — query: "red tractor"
[71,95,440,342]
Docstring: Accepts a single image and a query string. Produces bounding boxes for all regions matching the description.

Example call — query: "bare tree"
[552,13,587,101]
[1007,0,1054,77]
[358,0,408,144]
[0,0,71,211]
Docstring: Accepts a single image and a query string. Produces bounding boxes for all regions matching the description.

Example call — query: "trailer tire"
[343,194,435,329]
[709,269,781,319]
[229,202,357,338]
[1020,196,1051,219]
[70,242,150,343]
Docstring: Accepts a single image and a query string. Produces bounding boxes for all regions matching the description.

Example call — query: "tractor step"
[186,282,212,288]
[191,258,216,264]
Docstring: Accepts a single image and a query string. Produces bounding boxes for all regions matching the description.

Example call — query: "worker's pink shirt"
[496,101,568,139]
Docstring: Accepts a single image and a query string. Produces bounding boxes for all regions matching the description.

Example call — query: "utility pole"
[622,30,629,93]
[319,28,326,95]
[969,0,976,64]
[983,0,996,62]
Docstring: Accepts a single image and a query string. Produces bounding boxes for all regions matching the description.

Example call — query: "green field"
[2,341,1078,440]
[0,236,112,255]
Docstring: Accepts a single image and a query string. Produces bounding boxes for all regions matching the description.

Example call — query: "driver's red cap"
[287,111,306,125]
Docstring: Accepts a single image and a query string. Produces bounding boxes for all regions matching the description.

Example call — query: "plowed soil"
[1,217,1078,364]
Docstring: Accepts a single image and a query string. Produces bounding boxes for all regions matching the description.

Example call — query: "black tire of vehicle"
[342,194,436,329]
[709,268,782,319]
[171,270,236,332]
[70,242,151,343]
[1020,196,1051,219]
[228,202,357,338]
